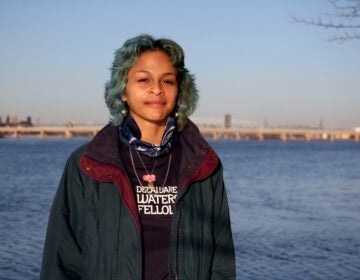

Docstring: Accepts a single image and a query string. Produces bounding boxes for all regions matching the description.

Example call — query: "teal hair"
[104,34,199,131]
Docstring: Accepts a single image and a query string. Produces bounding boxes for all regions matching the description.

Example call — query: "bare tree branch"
[291,0,360,42]
[327,0,360,19]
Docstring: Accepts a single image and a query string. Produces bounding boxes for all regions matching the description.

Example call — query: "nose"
[149,80,164,96]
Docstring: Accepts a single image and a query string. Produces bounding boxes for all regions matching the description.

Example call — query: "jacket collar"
[82,119,219,186]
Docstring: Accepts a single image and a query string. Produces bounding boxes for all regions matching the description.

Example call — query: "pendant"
[143,174,156,188]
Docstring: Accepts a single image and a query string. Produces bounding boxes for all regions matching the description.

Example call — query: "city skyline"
[1,1,359,129]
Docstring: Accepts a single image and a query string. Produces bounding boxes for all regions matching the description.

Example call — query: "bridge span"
[0,126,100,139]
[200,127,360,142]
[0,126,359,142]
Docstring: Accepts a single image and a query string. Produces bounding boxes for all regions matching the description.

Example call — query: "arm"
[40,151,85,280]
[211,165,236,279]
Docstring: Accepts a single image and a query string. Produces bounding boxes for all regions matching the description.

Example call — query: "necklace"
[129,147,172,188]
[135,149,158,188]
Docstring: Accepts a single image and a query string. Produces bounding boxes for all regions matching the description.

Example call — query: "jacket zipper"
[175,204,183,280]
[139,235,143,280]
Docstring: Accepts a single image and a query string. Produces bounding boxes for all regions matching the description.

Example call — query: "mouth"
[145,101,166,108]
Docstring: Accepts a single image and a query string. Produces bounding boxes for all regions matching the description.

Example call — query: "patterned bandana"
[118,115,177,157]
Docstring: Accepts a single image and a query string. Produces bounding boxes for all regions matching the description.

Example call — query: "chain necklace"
[129,146,172,188]
[136,149,158,187]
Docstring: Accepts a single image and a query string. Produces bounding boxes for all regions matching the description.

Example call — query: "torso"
[119,141,182,280]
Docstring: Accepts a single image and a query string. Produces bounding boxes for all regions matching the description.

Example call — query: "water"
[0,138,359,280]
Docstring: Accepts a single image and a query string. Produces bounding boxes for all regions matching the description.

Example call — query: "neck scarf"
[118,115,177,158]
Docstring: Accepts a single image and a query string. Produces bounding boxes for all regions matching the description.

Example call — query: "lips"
[145,100,166,107]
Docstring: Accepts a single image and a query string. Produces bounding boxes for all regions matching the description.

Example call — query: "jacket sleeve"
[211,165,236,279]
[40,151,85,280]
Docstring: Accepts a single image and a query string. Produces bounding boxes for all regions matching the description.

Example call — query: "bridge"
[0,126,100,139]
[200,127,360,142]
[0,125,359,142]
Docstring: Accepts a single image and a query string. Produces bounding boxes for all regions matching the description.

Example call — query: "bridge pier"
[212,132,220,140]
[13,130,20,139]
[280,133,287,141]
[355,133,360,142]
[39,130,47,139]
[65,129,73,139]
[257,132,264,142]
[330,133,335,142]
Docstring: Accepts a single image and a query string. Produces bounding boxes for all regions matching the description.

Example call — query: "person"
[40,34,236,280]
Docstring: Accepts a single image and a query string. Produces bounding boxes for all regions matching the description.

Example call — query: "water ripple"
[1,139,360,279]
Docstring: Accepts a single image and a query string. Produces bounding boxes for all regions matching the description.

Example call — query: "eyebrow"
[134,70,177,76]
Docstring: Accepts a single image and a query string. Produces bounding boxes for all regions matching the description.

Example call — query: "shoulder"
[178,118,219,160]
[176,119,222,185]
[65,123,117,162]
[66,143,90,167]
[57,144,90,184]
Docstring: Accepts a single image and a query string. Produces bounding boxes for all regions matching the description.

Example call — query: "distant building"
[11,115,18,125]
[19,116,33,127]
[263,118,269,128]
[225,114,232,129]
[0,115,33,127]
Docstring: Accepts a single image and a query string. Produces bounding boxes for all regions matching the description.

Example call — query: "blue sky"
[1,0,359,128]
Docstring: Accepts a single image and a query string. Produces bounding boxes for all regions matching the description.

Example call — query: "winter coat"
[40,120,236,280]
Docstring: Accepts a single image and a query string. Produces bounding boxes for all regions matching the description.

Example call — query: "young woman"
[40,34,236,280]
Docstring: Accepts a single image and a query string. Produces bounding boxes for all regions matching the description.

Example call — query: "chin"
[147,115,169,124]
[147,111,171,120]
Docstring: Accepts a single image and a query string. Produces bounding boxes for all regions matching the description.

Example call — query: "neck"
[137,121,167,145]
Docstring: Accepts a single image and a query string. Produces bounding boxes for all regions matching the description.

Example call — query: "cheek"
[172,89,179,100]
[170,92,178,107]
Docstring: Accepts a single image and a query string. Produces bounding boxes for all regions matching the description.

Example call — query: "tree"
[292,0,360,42]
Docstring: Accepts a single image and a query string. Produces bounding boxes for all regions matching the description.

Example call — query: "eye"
[163,79,176,85]
[138,78,150,83]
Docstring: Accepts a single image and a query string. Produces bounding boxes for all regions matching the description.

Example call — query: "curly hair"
[104,34,199,131]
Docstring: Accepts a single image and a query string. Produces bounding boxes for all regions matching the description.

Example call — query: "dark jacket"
[40,120,236,280]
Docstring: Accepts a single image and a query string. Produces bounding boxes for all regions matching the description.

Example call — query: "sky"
[0,0,359,129]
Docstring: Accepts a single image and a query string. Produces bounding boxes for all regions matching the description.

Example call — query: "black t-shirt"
[119,141,181,280]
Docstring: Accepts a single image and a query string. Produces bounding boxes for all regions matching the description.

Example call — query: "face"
[123,50,178,128]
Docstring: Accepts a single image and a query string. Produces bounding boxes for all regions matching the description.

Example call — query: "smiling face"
[122,50,178,129]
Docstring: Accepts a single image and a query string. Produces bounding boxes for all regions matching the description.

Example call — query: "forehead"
[130,50,177,74]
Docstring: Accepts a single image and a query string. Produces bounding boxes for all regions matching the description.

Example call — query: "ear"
[120,94,127,102]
